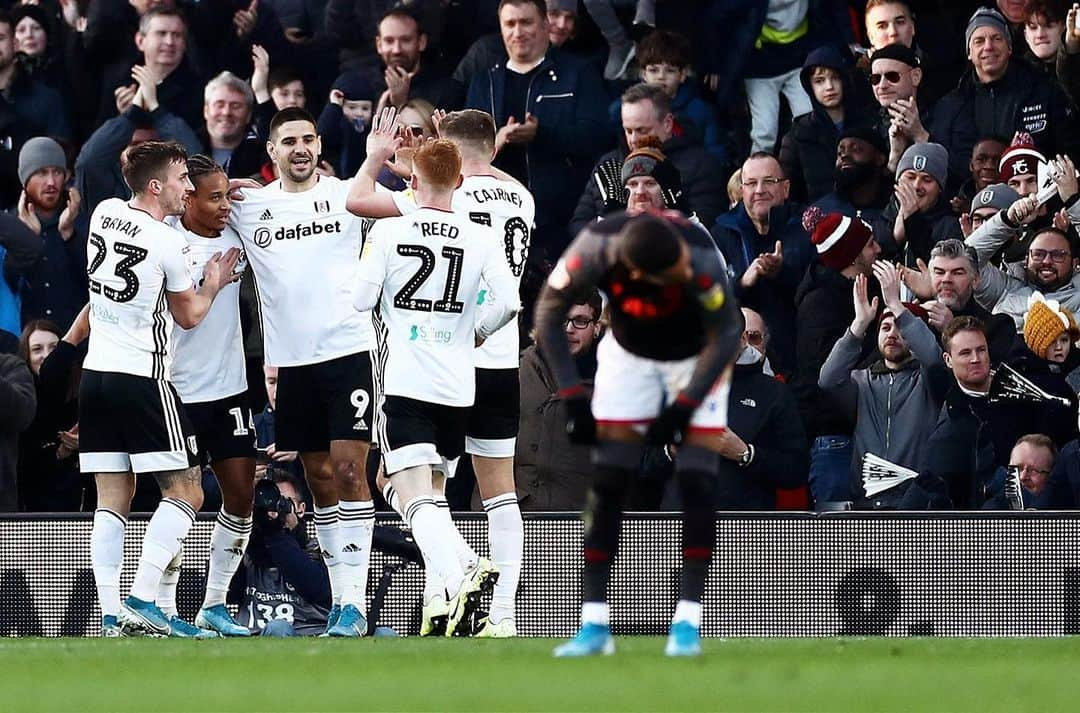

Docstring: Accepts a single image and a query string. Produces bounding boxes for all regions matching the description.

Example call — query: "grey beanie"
[965,7,1011,51]
[18,136,66,186]
[970,182,1020,214]
[897,142,949,188]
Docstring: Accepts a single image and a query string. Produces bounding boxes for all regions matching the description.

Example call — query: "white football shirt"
[391,174,535,369]
[230,176,374,367]
[357,208,517,406]
[166,217,248,403]
[84,199,194,379]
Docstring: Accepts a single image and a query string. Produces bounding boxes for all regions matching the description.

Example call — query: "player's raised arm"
[476,242,522,340]
[167,248,242,329]
[345,106,405,218]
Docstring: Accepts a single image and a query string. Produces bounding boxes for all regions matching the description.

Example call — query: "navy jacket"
[711,202,815,374]
[18,210,89,332]
[467,48,611,246]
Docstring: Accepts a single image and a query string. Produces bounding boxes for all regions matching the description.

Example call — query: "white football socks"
[337,500,375,612]
[129,498,196,603]
[91,508,126,618]
[203,509,252,608]
[403,496,465,596]
[156,544,183,618]
[434,494,478,571]
[673,600,702,629]
[484,494,522,624]
[312,503,343,606]
[582,602,610,627]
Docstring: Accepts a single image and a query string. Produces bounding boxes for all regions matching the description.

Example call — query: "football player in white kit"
[81,141,241,637]
[353,137,521,637]
[347,108,532,637]
[230,107,376,637]
[161,155,255,636]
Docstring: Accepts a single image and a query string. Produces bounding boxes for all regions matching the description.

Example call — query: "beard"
[1026,265,1071,292]
[835,161,879,194]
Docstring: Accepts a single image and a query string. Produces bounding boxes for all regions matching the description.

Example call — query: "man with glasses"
[983,435,1057,510]
[712,152,814,374]
[963,157,1080,327]
[931,7,1071,192]
[868,43,928,171]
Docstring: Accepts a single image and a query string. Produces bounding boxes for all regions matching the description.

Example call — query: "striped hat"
[811,212,872,271]
[999,132,1044,180]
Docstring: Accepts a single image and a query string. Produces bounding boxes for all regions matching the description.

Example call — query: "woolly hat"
[839,125,888,157]
[998,132,1044,181]
[870,43,920,69]
[970,182,1020,214]
[897,142,948,188]
[10,5,52,46]
[18,136,66,186]
[1023,292,1079,359]
[621,137,685,210]
[331,70,374,101]
[965,7,1011,51]
[808,210,872,271]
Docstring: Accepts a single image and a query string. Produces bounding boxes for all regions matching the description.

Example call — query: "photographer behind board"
[228,472,331,636]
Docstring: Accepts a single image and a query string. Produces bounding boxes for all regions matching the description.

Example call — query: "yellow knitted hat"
[1023,293,1079,358]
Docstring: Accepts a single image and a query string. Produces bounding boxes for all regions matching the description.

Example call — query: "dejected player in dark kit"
[534,211,740,657]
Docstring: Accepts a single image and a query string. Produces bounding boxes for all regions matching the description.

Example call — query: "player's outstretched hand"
[645,397,697,447]
[367,106,403,163]
[204,248,243,291]
[564,391,596,445]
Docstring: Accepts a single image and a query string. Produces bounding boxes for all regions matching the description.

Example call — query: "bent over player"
[534,212,741,657]
[82,141,240,637]
[353,139,520,637]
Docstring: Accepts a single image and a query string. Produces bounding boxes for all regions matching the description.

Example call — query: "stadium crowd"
[4,0,1080,515]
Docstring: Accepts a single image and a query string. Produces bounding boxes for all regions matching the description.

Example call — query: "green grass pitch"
[3,637,1079,712]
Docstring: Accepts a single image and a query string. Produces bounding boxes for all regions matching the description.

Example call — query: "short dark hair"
[1013,433,1058,461]
[621,83,671,119]
[186,154,226,189]
[619,214,684,274]
[941,315,986,352]
[498,0,547,17]
[638,30,693,69]
[17,319,61,365]
[138,5,186,35]
[1029,226,1074,255]
[378,7,422,36]
[121,140,188,195]
[574,288,603,320]
[438,109,496,156]
[267,66,303,93]
[269,107,317,140]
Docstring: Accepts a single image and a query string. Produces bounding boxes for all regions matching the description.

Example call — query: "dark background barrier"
[2,513,1079,637]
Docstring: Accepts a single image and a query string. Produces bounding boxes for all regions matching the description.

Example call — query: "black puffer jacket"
[872,195,960,267]
[779,45,874,204]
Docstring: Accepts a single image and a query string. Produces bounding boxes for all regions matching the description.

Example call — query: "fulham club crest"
[313,200,330,213]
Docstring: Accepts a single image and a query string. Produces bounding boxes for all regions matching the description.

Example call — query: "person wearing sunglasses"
[868,43,927,169]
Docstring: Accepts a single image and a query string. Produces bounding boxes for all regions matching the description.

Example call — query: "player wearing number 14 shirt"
[80,141,241,638]
[229,107,376,637]
[347,108,533,637]
[353,138,520,637]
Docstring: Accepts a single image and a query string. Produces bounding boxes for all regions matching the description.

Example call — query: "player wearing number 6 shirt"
[353,139,520,638]
[535,211,741,658]
[229,107,376,637]
[347,108,533,637]
[162,155,255,637]
[80,141,241,638]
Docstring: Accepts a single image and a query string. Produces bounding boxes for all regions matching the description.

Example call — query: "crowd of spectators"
[5,0,1080,514]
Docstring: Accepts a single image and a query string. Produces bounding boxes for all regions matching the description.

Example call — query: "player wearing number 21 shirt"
[353,137,520,637]
[346,108,533,636]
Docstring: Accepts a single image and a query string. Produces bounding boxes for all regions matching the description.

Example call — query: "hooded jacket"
[791,262,880,438]
[818,310,951,503]
[779,45,873,203]
[712,201,815,374]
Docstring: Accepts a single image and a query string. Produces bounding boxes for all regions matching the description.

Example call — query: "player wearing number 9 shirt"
[353,138,520,637]
[229,107,376,637]
[80,141,241,637]
[347,108,533,637]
